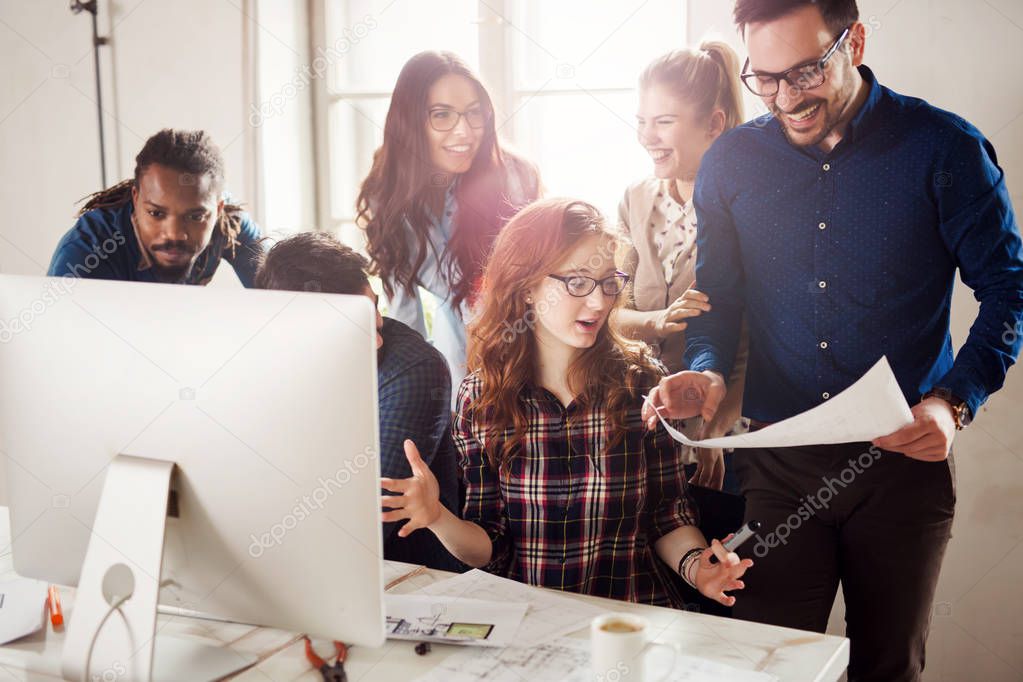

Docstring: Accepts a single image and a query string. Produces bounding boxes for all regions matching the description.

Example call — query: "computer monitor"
[0,275,385,681]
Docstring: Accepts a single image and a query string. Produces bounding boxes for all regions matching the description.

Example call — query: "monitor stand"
[61,455,257,682]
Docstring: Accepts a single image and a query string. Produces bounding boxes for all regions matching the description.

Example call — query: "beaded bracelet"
[677,547,705,590]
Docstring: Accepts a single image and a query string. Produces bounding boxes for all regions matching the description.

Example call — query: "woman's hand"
[651,289,711,338]
[690,537,753,607]
[380,439,442,538]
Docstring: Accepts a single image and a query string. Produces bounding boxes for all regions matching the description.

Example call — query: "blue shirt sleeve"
[683,136,747,378]
[933,125,1023,416]
[222,214,264,288]
[46,213,128,280]
[377,346,453,544]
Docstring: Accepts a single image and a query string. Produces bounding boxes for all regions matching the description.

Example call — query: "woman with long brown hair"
[380,198,751,608]
[357,51,540,391]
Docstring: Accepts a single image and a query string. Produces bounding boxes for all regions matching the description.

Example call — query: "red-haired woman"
[380,198,751,608]
[357,51,540,392]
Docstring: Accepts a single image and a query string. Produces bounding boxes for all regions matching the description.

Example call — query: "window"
[504,2,686,215]
[312,0,688,247]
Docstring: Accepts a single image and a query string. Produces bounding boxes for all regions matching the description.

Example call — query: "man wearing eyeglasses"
[641,1,1022,680]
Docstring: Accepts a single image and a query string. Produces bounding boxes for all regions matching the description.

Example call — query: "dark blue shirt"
[685,66,1023,422]
[47,200,264,286]
[377,317,461,571]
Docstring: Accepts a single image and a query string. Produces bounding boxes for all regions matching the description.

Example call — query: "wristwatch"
[922,387,973,430]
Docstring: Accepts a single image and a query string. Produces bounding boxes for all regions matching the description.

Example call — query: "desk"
[0,508,848,681]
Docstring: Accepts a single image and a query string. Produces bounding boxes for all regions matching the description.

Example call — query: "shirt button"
[819,341,829,349]
[822,392,831,400]
[818,280,827,289]
[818,222,827,230]
[560,556,567,564]
[822,163,831,171]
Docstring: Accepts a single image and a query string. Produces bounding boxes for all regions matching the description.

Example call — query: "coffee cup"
[590,612,676,681]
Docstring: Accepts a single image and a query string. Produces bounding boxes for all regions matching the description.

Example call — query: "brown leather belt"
[748,418,775,432]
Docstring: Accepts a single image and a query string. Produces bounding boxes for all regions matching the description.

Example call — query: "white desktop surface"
[0,507,848,681]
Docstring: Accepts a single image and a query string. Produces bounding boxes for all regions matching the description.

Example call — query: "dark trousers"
[684,451,742,496]
[731,442,955,682]
[671,481,746,618]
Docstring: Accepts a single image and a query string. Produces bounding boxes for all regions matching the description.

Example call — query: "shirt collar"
[844,64,884,143]
[768,63,884,153]
[434,180,459,237]
[129,204,155,272]
[654,179,690,216]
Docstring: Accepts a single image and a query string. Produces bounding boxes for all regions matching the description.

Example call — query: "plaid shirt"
[378,318,460,570]
[453,371,698,607]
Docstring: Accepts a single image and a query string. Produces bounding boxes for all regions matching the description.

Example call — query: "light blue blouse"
[386,168,533,399]
[386,184,471,397]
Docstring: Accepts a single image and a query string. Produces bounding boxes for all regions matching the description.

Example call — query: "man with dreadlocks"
[48,129,264,286]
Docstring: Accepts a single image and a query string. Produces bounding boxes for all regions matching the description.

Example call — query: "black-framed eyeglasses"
[428,106,490,132]
[547,271,630,297]
[740,26,851,97]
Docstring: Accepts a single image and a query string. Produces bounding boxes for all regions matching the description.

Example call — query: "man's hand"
[872,397,955,461]
[380,439,443,537]
[641,370,727,429]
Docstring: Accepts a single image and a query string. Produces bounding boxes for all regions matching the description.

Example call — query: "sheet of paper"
[411,637,590,682]
[411,636,778,682]
[0,577,48,645]
[412,569,605,648]
[653,356,913,449]
[385,593,528,648]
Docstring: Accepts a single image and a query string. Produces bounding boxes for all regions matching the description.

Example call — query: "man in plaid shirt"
[255,232,460,570]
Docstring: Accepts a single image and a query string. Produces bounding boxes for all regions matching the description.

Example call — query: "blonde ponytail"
[699,39,744,130]
[639,39,745,132]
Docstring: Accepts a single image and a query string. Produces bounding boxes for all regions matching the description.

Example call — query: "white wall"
[686,2,1023,680]
[0,0,267,282]
[1,0,107,276]
[0,0,282,501]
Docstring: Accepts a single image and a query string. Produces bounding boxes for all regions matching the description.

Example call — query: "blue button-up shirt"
[684,65,1023,422]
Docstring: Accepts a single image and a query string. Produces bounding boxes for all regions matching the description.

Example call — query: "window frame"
[308,0,689,241]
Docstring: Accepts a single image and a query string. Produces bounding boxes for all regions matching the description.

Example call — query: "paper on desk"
[412,569,605,647]
[410,637,590,682]
[652,356,913,449]
[385,593,527,648]
[0,577,48,645]
[411,636,778,682]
